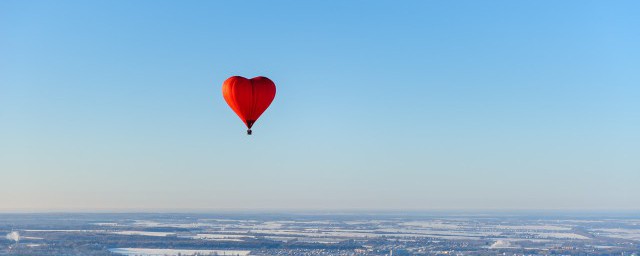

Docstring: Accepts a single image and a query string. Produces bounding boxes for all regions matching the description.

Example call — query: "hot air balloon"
[222,76,276,135]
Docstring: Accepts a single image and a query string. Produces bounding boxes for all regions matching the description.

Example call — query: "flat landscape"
[1,212,639,255]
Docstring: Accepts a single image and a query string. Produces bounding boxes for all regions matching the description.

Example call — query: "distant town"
[1,212,639,255]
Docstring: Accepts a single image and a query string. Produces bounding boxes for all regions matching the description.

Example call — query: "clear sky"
[1,1,639,212]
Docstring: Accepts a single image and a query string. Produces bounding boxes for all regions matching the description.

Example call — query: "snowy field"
[109,248,251,256]
[111,231,176,237]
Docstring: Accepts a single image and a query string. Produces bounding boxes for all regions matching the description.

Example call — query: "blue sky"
[1,1,639,211]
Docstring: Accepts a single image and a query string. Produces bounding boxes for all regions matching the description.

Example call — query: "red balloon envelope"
[222,76,276,135]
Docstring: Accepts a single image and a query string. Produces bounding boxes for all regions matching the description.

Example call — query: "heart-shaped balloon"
[222,76,276,135]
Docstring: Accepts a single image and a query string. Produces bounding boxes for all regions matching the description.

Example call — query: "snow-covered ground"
[492,225,571,231]
[93,222,119,226]
[401,221,461,229]
[111,231,176,237]
[109,248,251,256]
[593,228,640,241]
[534,232,590,239]
[490,240,517,249]
[131,220,215,229]
[179,233,253,241]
